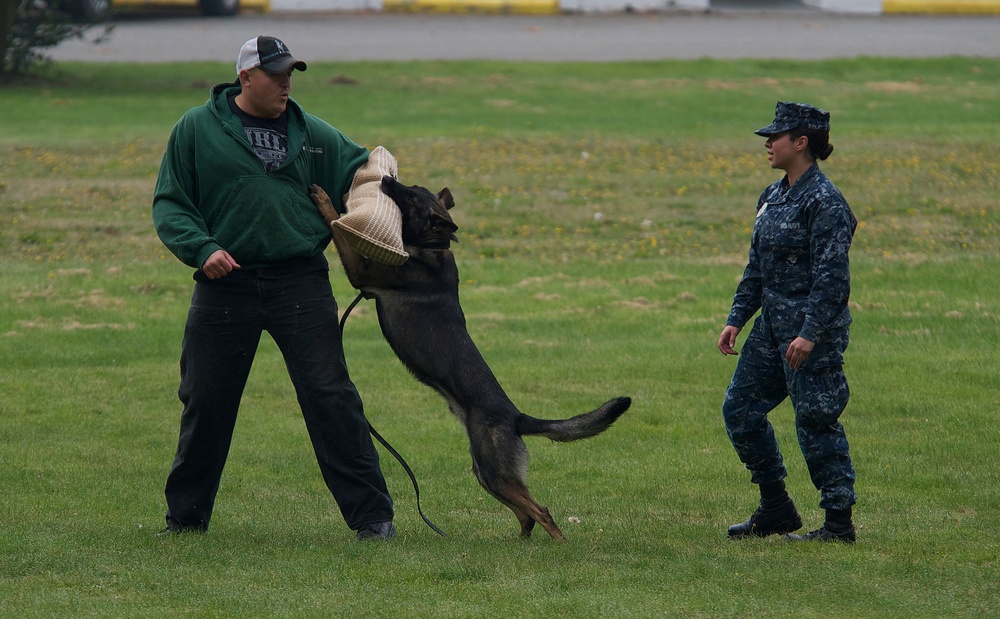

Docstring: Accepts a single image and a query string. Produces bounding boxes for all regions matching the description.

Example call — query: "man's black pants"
[164,255,393,531]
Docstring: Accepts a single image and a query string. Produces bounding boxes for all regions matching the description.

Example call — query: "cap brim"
[260,57,308,74]
[754,122,790,137]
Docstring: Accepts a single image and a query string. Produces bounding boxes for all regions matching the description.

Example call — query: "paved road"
[50,11,1000,62]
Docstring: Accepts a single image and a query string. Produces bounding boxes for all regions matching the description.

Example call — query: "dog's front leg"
[330,227,374,291]
[308,184,373,290]
[308,183,341,226]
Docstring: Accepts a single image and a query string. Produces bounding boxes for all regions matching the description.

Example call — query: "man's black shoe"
[785,525,856,544]
[728,498,802,539]
[156,523,205,537]
[355,521,396,541]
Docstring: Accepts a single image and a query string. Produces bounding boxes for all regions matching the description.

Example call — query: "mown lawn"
[1,57,998,617]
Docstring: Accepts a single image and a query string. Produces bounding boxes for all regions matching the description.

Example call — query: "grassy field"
[1,57,998,617]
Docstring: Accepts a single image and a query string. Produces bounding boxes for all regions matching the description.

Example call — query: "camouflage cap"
[755,101,830,137]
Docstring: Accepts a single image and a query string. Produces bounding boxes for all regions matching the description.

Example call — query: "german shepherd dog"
[309,178,631,541]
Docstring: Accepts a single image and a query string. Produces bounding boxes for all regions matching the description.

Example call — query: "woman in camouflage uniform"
[718,102,858,543]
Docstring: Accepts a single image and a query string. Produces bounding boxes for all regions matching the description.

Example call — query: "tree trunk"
[0,0,20,81]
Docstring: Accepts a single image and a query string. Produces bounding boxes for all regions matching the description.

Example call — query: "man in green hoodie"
[152,35,395,541]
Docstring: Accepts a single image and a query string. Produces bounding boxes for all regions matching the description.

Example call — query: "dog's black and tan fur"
[309,177,630,541]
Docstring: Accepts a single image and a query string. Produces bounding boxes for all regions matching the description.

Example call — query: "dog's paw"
[308,184,340,225]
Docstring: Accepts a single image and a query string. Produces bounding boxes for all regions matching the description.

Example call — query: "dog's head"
[380,176,458,249]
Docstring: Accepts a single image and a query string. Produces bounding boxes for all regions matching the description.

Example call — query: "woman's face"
[764,132,805,171]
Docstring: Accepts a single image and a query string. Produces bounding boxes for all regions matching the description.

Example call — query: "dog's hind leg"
[491,492,537,539]
[501,483,566,542]
[481,480,564,541]
[472,457,565,541]
[469,421,568,541]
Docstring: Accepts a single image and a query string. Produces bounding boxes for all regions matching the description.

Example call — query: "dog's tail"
[515,397,631,442]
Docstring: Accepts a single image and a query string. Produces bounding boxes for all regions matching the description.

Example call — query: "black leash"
[340,292,447,537]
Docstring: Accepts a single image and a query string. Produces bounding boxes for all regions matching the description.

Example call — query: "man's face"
[240,67,293,119]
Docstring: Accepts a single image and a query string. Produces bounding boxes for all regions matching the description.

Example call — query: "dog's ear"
[437,188,455,210]
[429,197,459,241]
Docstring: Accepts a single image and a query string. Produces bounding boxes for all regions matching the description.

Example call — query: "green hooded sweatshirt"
[152,81,369,271]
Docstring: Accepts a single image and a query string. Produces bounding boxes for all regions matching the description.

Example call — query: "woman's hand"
[718,325,741,356]
[786,336,815,370]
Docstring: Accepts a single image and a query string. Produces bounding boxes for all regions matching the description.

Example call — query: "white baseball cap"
[236,35,307,75]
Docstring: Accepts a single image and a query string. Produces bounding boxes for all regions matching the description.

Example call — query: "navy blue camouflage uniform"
[722,161,858,511]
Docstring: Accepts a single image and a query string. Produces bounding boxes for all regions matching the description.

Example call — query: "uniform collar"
[784,162,821,202]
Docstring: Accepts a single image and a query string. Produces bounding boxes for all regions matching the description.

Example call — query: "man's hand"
[786,336,815,370]
[201,249,241,279]
[309,184,340,226]
[718,325,741,356]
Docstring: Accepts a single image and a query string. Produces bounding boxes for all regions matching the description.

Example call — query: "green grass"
[1,57,999,618]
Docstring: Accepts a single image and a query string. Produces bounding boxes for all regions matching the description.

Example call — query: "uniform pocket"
[769,226,810,293]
